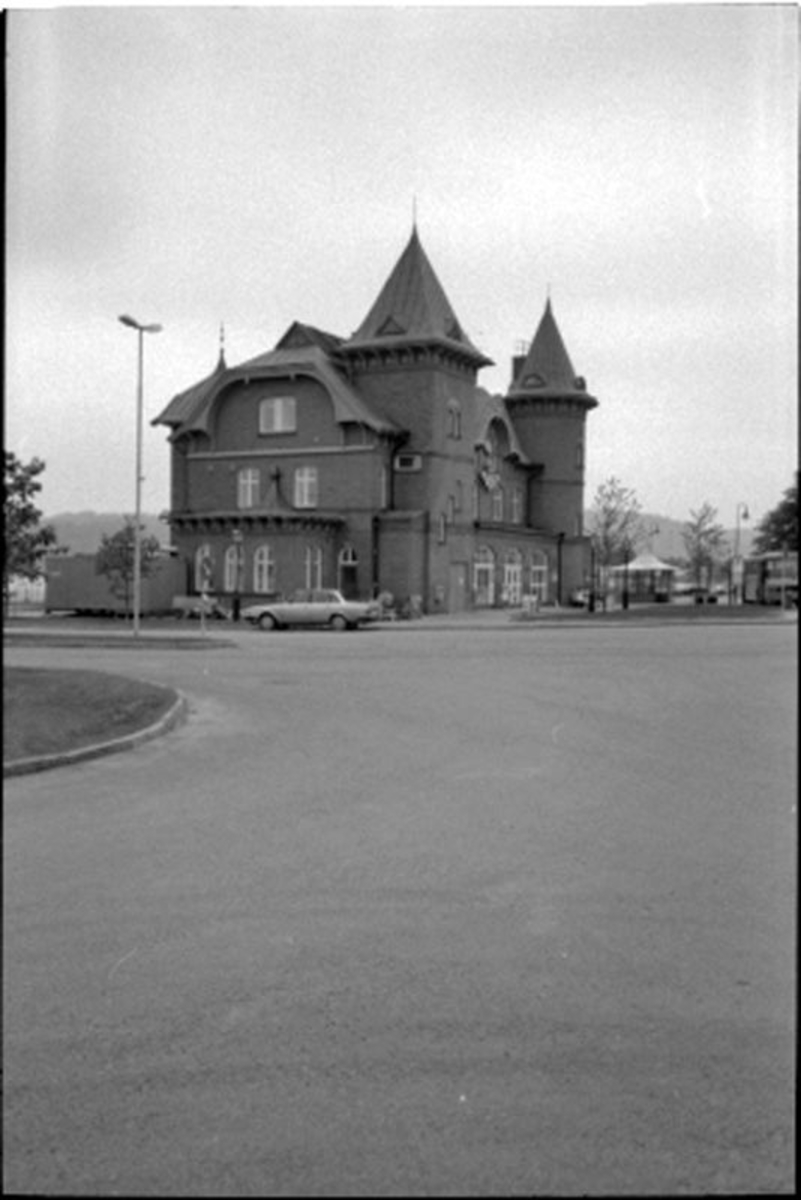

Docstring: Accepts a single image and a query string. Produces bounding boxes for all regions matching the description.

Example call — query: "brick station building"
[153,227,598,614]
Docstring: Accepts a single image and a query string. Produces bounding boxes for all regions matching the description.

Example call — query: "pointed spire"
[342,228,491,367]
[508,297,591,401]
[218,321,227,369]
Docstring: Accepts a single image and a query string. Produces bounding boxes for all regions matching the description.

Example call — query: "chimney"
[511,354,526,386]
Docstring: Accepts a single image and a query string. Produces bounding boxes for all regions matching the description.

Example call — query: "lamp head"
[119,314,162,334]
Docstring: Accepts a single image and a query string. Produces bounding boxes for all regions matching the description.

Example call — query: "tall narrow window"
[195,544,214,592]
[529,550,548,604]
[294,466,318,509]
[237,467,260,509]
[224,545,239,593]
[492,485,504,523]
[253,544,275,594]
[304,545,323,589]
[473,546,495,607]
[511,486,523,524]
[503,550,523,605]
[259,396,296,434]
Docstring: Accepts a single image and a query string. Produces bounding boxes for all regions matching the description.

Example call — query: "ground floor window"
[195,544,214,592]
[224,545,239,592]
[502,549,523,605]
[473,546,495,607]
[253,544,275,594]
[529,550,548,603]
[305,545,323,590]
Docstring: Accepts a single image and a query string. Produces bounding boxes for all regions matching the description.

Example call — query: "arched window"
[304,544,323,590]
[529,549,548,604]
[502,549,523,606]
[447,399,462,440]
[195,544,213,592]
[473,546,495,608]
[253,544,275,594]
[224,545,237,592]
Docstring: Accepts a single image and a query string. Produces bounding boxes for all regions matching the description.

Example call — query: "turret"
[506,300,597,537]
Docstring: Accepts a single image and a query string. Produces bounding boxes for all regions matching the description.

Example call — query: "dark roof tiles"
[343,228,491,366]
[508,299,594,403]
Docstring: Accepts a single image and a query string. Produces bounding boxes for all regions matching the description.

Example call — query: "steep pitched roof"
[342,228,492,367]
[275,321,344,355]
[152,350,228,429]
[508,299,594,403]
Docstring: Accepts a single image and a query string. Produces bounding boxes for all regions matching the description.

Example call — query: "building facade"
[153,229,598,613]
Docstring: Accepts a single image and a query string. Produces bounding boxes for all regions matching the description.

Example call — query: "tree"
[753,477,798,554]
[95,517,162,619]
[3,453,58,617]
[682,502,728,591]
[587,476,645,609]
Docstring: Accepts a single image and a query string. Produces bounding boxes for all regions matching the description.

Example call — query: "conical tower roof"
[508,299,594,403]
[342,228,491,368]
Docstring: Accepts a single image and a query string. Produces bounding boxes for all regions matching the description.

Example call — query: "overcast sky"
[6,3,798,530]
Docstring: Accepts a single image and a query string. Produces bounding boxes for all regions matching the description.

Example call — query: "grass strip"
[4,667,176,762]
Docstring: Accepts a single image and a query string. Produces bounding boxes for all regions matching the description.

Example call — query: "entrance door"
[473,547,495,607]
[503,552,523,605]
[338,546,359,599]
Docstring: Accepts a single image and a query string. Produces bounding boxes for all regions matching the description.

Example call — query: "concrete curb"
[3,633,233,650]
[4,690,188,779]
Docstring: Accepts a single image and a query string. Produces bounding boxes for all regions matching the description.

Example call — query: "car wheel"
[330,614,349,631]
[259,613,278,631]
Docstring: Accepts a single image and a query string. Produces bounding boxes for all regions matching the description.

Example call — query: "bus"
[742,551,797,606]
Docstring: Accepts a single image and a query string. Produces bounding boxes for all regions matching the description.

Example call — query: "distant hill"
[46,512,168,555]
[585,512,755,562]
[45,509,755,562]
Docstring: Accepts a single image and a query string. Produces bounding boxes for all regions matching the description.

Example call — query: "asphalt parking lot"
[3,619,796,1196]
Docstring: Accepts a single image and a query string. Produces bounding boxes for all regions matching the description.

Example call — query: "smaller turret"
[506,300,597,537]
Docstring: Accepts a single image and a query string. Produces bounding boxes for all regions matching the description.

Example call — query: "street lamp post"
[622,539,631,611]
[556,532,565,607]
[232,527,244,622]
[118,314,162,637]
[733,501,749,605]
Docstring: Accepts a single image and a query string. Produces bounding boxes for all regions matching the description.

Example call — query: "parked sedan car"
[241,589,382,631]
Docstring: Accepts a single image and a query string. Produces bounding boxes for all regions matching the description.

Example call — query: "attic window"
[446,319,463,341]
[260,396,296,434]
[523,373,546,388]
[377,316,406,336]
